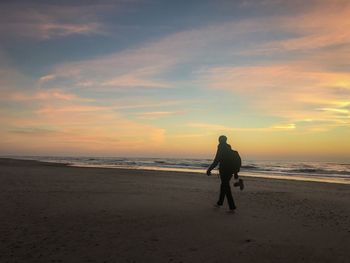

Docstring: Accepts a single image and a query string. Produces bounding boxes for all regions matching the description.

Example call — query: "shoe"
[239,179,244,191]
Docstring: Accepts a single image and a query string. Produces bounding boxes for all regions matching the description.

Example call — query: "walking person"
[206,135,243,213]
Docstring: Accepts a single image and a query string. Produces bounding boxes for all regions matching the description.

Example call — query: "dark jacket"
[208,142,235,174]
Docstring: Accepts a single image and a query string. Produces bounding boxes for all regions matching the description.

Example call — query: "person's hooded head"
[218,135,227,144]
[218,135,232,150]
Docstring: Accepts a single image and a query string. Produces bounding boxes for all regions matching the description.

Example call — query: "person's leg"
[223,174,236,210]
[233,173,244,190]
[217,178,225,206]
[218,174,237,209]
[224,182,236,209]
[234,179,244,190]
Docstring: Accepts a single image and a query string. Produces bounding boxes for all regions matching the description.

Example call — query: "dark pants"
[217,173,236,210]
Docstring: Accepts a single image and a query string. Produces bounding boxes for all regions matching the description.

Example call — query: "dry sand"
[0,158,349,263]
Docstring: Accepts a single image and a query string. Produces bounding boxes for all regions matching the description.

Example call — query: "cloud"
[0,3,109,40]
[186,1,350,132]
[9,127,58,135]
[272,123,296,130]
[3,89,93,102]
[265,2,350,52]
[37,22,102,39]
[187,123,229,131]
[35,0,349,138]
[36,105,107,114]
[202,64,350,94]
[319,108,349,115]
[39,74,56,83]
[110,99,186,110]
[136,111,185,120]
[199,63,350,130]
[101,73,170,89]
[187,122,297,132]
[41,36,183,90]
[1,99,167,155]
[38,0,350,93]
[39,8,284,91]
[0,62,168,156]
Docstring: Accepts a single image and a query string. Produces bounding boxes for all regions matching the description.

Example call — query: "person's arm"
[206,146,221,176]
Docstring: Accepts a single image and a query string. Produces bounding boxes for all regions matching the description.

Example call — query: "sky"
[0,0,349,161]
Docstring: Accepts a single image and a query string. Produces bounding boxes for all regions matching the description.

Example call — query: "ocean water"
[9,156,350,184]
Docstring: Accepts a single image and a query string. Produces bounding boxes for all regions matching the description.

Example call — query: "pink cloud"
[36,105,107,114]
[199,63,350,130]
[0,105,167,156]
[101,73,170,89]
[2,89,93,102]
[136,111,185,120]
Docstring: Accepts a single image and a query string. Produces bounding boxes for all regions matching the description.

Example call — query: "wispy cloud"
[36,105,107,114]
[39,74,56,83]
[187,122,297,132]
[272,123,296,130]
[0,3,111,40]
[199,63,350,131]
[38,0,350,92]
[9,127,58,135]
[35,0,349,138]
[38,22,102,39]
[1,100,167,155]
[263,3,350,52]
[3,89,93,102]
[41,36,183,90]
[136,111,185,120]
[101,72,171,89]
[187,123,229,131]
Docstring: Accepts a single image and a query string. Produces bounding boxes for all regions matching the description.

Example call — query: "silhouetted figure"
[207,135,243,213]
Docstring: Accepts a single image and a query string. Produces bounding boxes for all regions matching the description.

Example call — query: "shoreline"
[2,157,349,185]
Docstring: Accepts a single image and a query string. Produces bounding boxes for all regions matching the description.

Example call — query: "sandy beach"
[0,158,349,263]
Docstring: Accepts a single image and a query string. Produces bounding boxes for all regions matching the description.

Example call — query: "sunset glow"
[0,0,349,161]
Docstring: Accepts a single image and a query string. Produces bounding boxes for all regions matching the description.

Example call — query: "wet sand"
[0,158,349,263]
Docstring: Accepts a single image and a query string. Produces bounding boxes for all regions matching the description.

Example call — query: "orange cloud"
[101,73,170,89]
[268,3,350,51]
[0,103,166,156]
[200,61,350,131]
[136,111,185,120]
[36,105,107,114]
[5,90,91,102]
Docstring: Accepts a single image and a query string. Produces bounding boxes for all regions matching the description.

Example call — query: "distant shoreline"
[2,157,349,185]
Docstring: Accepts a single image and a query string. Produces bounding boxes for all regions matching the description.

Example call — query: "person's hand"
[206,169,211,176]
